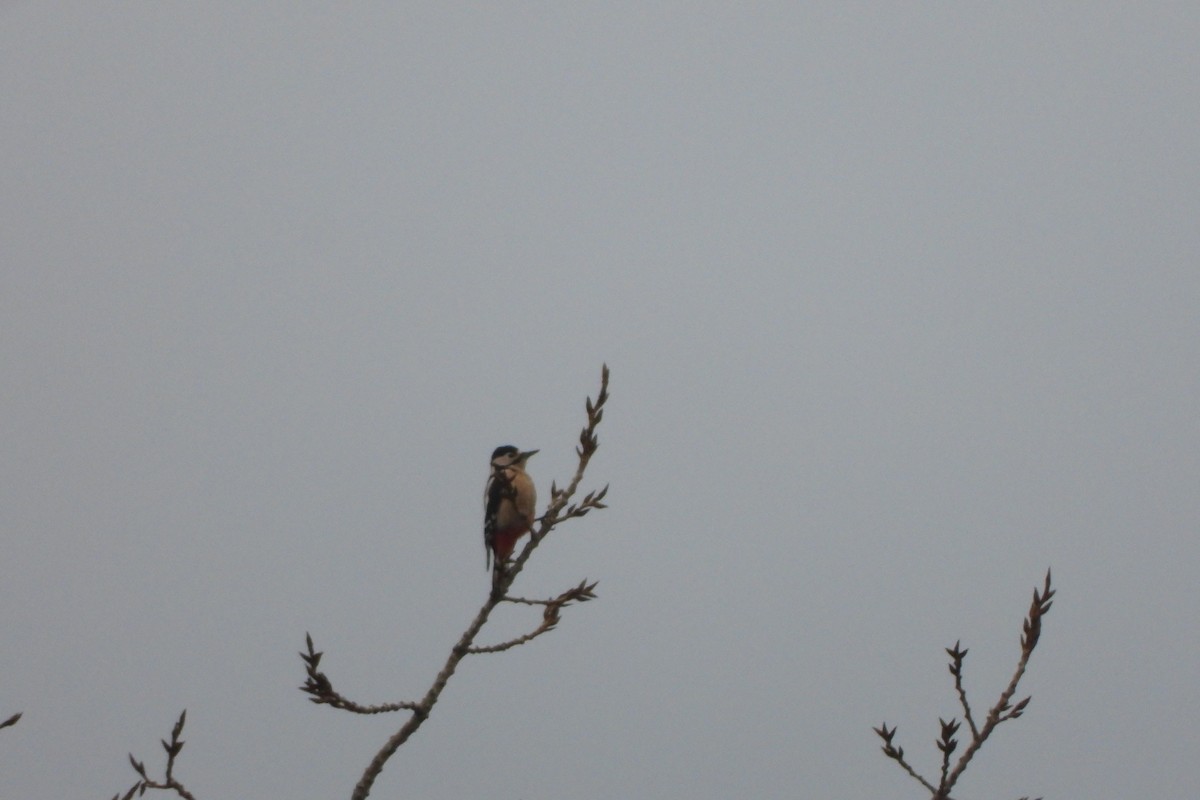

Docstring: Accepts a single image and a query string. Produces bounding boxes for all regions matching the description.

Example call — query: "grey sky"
[2,4,1198,798]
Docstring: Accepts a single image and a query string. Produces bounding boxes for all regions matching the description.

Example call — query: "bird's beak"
[520,449,539,460]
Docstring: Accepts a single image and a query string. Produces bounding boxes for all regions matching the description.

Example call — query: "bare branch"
[936,716,960,792]
[523,364,610,548]
[873,724,938,794]
[0,711,21,731]
[472,580,599,653]
[504,580,599,608]
[114,710,197,800]
[946,641,978,739]
[878,570,1054,800]
[874,569,1057,800]
[938,570,1054,798]
[299,632,421,714]
[107,368,610,800]
[467,618,558,654]
[332,365,611,800]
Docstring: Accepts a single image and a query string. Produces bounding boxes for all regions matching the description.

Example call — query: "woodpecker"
[484,445,538,576]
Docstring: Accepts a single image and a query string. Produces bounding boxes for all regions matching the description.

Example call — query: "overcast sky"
[2,4,1198,799]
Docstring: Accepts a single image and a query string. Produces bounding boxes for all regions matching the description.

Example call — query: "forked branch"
[307,365,611,800]
[470,581,599,653]
[875,569,1055,800]
[112,710,195,800]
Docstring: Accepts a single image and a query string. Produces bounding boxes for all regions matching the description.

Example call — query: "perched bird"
[484,445,538,575]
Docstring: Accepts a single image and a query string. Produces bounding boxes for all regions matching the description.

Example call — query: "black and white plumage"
[484,445,538,574]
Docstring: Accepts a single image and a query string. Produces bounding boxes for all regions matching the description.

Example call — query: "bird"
[484,445,538,577]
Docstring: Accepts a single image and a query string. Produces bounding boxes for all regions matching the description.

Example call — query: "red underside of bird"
[490,521,532,566]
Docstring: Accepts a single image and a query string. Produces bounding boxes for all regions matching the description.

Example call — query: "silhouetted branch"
[946,641,978,739]
[112,710,195,800]
[298,633,422,714]
[876,569,1055,800]
[504,579,600,608]
[470,580,599,653]
[873,723,938,795]
[0,711,20,731]
[301,365,610,800]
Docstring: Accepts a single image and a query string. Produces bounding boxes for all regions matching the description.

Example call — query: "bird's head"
[491,445,538,469]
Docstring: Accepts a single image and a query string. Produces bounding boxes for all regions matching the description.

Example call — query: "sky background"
[2,4,1198,799]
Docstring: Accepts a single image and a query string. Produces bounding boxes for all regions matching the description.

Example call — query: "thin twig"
[113,710,196,800]
[471,581,599,653]
[504,580,600,608]
[936,717,960,793]
[946,641,978,739]
[500,365,609,593]
[298,633,422,714]
[873,724,938,795]
[467,621,557,654]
